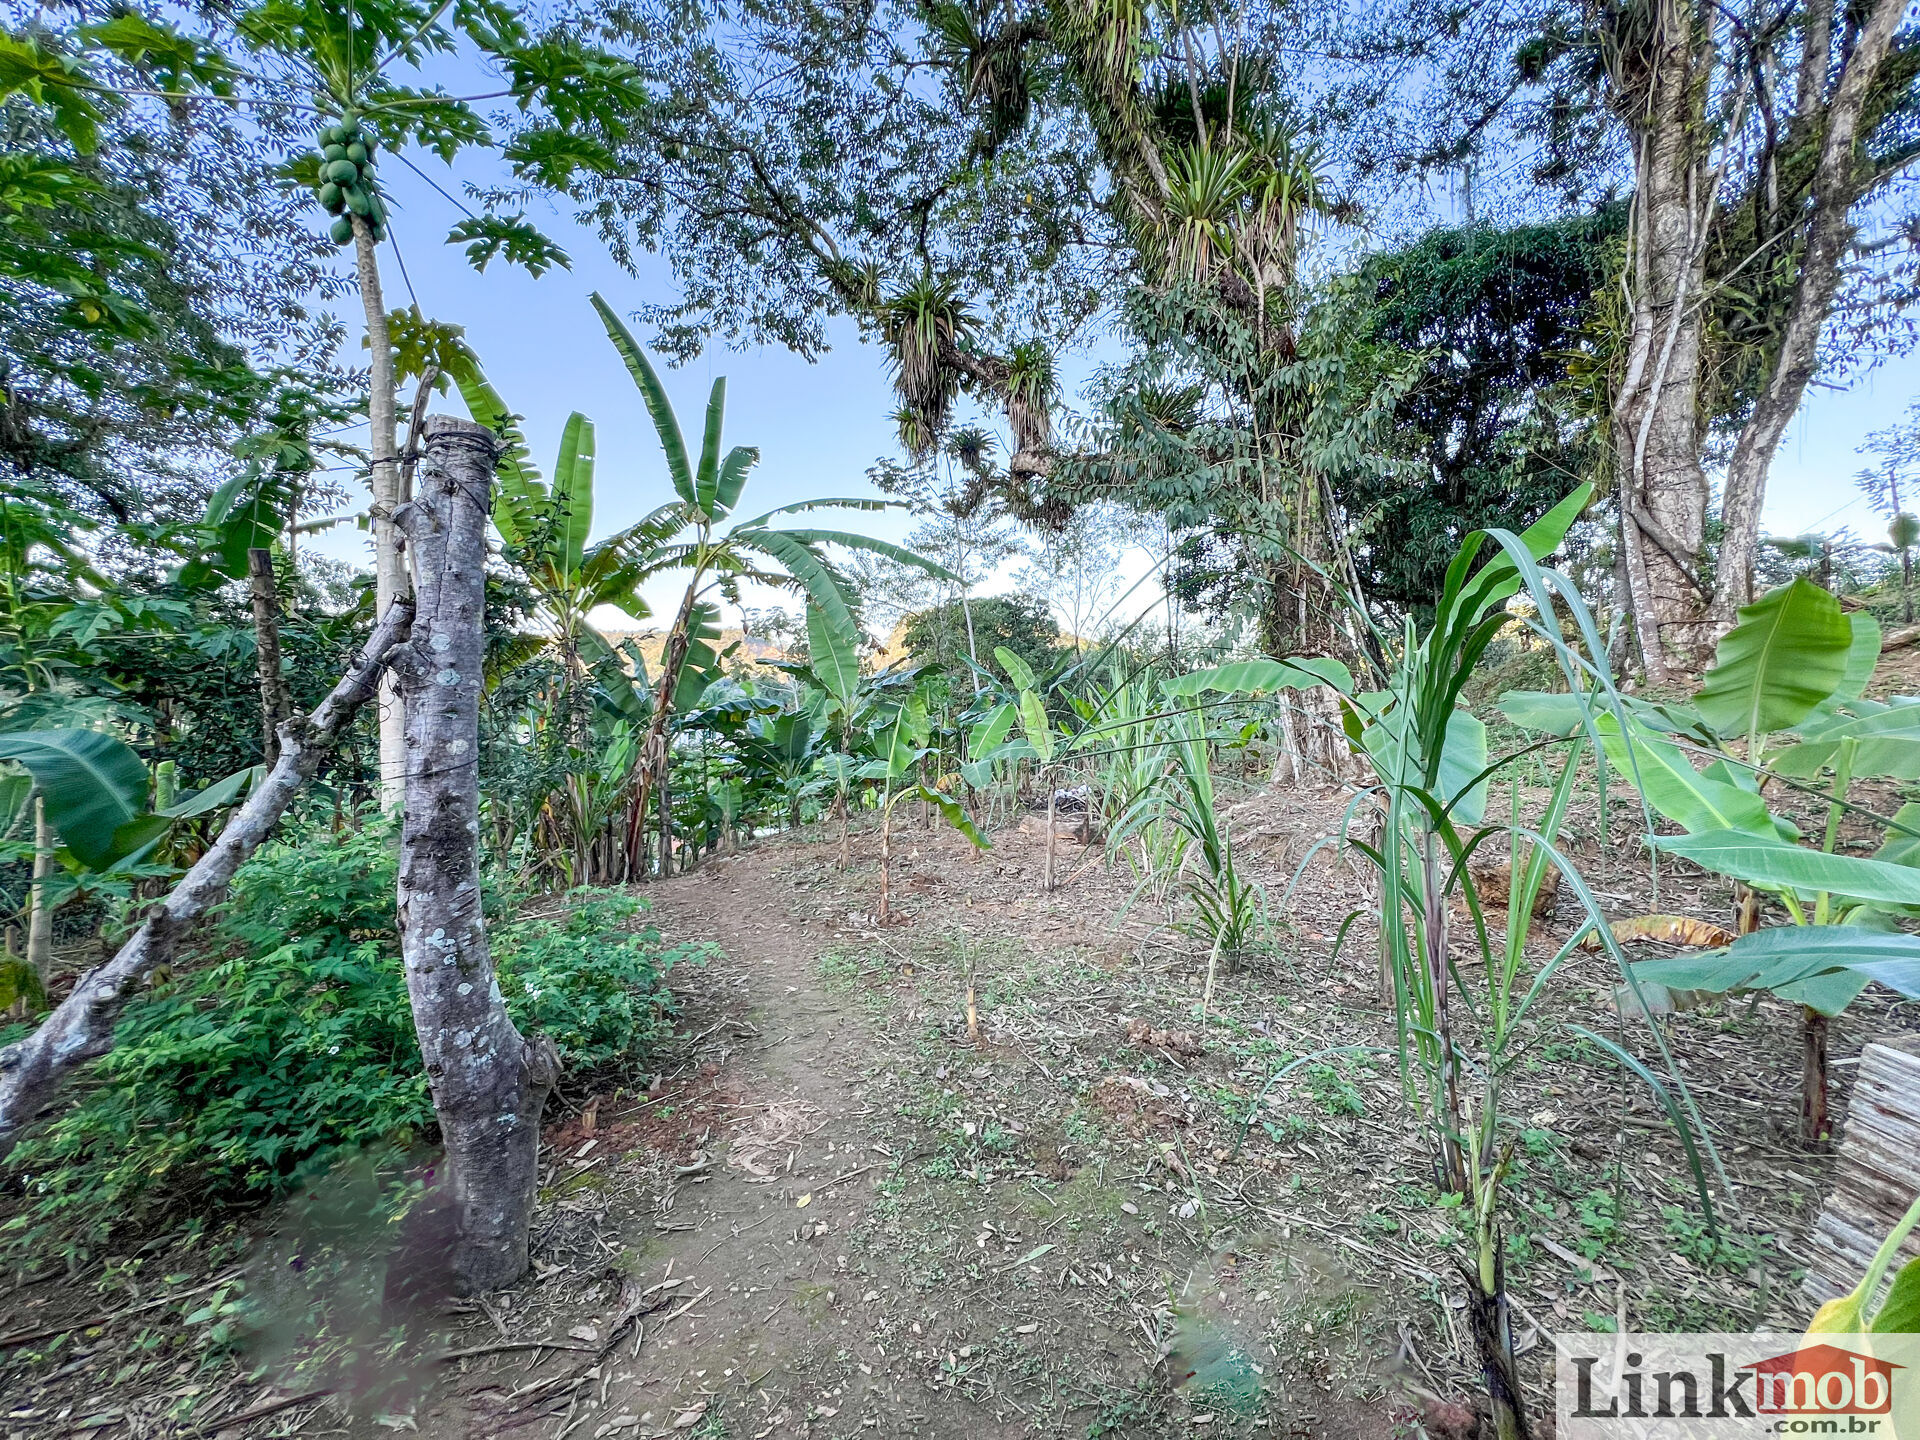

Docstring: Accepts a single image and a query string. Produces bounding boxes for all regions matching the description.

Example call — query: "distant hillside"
[599,628,792,672]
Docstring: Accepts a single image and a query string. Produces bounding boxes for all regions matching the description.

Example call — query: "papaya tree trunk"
[351,214,408,808]
[247,547,294,766]
[395,416,558,1295]
[0,599,415,1160]
[25,797,52,986]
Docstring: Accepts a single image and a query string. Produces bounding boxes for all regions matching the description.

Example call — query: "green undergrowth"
[4,817,706,1257]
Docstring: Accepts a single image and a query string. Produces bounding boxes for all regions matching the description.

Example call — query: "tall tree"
[1343,209,1621,614]
[9,3,653,799]
[1376,0,1920,677]
[394,416,556,1293]
[563,0,1374,656]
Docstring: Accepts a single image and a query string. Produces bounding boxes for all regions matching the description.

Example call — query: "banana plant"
[857,681,987,923]
[441,343,673,698]
[590,293,956,880]
[1503,576,1920,1140]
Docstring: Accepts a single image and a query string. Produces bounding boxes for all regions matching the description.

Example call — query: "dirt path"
[405,780,1910,1440]
[416,824,1403,1439]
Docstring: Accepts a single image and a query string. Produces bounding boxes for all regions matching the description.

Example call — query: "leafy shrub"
[4,818,700,1245]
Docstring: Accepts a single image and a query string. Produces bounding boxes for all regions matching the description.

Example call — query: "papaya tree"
[7,5,650,803]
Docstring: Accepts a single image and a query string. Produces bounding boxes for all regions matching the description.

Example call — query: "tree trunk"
[353,214,408,809]
[25,798,52,987]
[1612,19,1717,678]
[1802,1005,1832,1144]
[1712,0,1906,624]
[1043,779,1056,893]
[394,416,558,1296]
[247,548,294,767]
[628,584,700,881]
[0,599,415,1160]
[878,797,893,923]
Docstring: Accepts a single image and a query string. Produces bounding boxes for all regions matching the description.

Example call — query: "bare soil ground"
[5,772,1917,1439]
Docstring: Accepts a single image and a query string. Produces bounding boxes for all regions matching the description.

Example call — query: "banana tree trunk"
[351,215,408,809]
[628,583,699,880]
[1043,777,1056,893]
[395,416,557,1294]
[0,599,415,1161]
[878,794,894,923]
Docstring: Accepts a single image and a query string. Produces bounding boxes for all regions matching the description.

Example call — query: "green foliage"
[1344,210,1623,612]
[901,594,1060,688]
[3,819,698,1242]
[1693,578,1854,743]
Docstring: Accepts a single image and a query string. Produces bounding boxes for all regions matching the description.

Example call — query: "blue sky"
[306,137,1920,629]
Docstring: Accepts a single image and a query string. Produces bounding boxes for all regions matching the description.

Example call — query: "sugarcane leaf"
[1598,715,1780,836]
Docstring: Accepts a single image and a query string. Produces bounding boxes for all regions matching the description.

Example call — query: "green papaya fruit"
[330,216,354,244]
[325,159,360,185]
[345,186,371,216]
[321,123,344,145]
[367,192,385,222]
[318,181,342,210]
[345,142,368,166]
[323,143,346,163]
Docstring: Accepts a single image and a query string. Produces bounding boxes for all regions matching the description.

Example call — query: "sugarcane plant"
[1244,487,1724,1440]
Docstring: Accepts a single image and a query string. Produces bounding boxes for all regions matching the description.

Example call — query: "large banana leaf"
[1162,656,1354,699]
[590,291,694,506]
[969,703,1015,759]
[902,782,990,849]
[1835,612,1883,701]
[1018,689,1056,766]
[738,530,858,635]
[694,377,726,518]
[1694,578,1852,741]
[994,645,1036,693]
[1597,714,1778,836]
[768,528,958,585]
[1497,689,1703,739]
[445,350,545,542]
[1879,803,1920,866]
[1630,926,1920,1017]
[0,729,150,869]
[1655,829,1920,906]
[712,446,758,518]
[806,603,862,715]
[552,412,595,575]
[1771,735,1920,781]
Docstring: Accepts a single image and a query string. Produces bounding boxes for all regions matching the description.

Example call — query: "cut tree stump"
[1805,1034,1920,1303]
